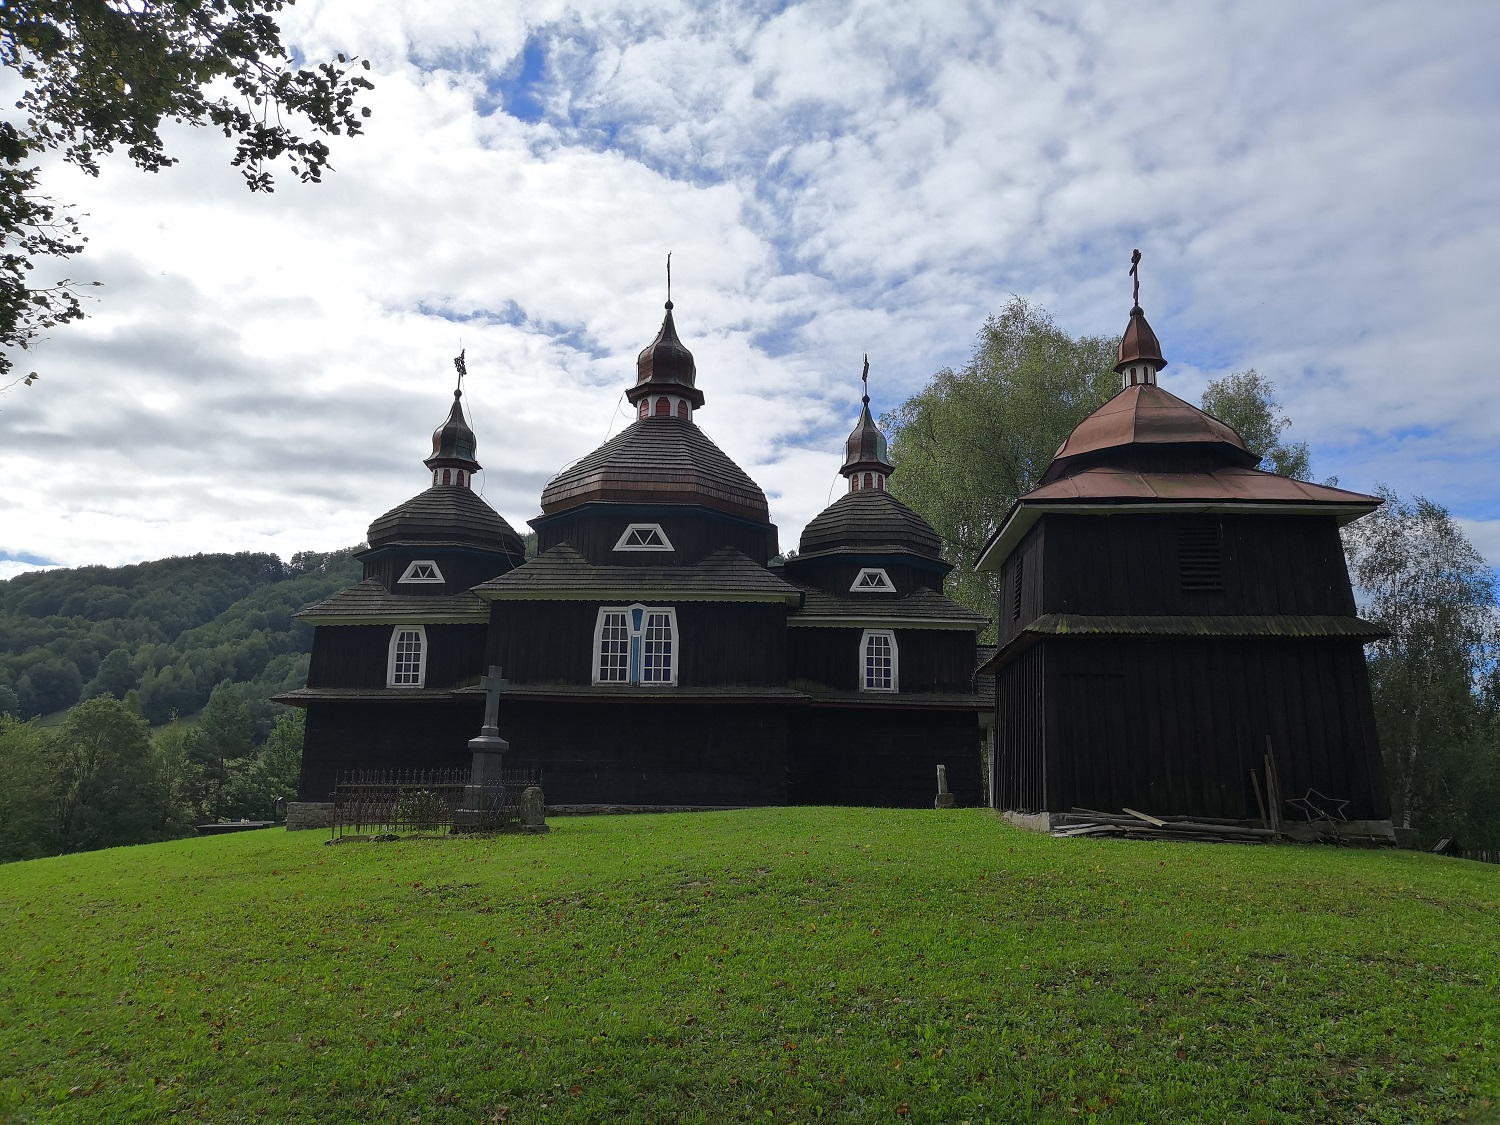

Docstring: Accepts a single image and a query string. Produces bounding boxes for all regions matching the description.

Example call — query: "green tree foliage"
[1199,370,1312,480]
[15,654,81,716]
[82,645,135,700]
[147,722,201,837]
[185,680,255,818]
[0,717,53,859]
[0,678,21,717]
[224,709,302,820]
[0,550,359,721]
[1343,490,1500,846]
[0,1,373,382]
[883,297,1118,617]
[47,697,157,853]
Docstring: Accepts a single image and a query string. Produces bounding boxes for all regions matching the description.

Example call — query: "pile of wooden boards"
[1051,807,1278,844]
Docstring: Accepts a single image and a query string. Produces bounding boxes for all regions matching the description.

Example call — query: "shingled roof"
[367,485,525,555]
[474,544,800,601]
[798,488,944,559]
[789,584,988,629]
[297,578,488,623]
[539,418,769,521]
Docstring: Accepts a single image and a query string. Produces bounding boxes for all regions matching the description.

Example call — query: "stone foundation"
[285,802,334,831]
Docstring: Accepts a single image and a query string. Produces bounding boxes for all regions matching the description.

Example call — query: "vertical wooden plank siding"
[308,624,487,690]
[994,644,1045,811]
[1027,636,1388,821]
[492,601,787,686]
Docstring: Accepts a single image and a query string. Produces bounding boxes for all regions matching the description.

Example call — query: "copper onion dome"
[424,389,481,474]
[628,301,704,408]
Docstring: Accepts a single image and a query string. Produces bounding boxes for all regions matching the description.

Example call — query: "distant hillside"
[0,549,362,731]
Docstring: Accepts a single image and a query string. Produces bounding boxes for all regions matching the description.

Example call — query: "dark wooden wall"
[498,700,791,806]
[308,624,487,689]
[782,557,947,597]
[995,522,1047,648]
[299,699,483,800]
[994,644,1046,813]
[789,628,975,693]
[490,601,788,686]
[362,548,520,593]
[302,697,983,808]
[1027,636,1388,821]
[534,504,778,565]
[993,514,1358,647]
[789,707,982,807]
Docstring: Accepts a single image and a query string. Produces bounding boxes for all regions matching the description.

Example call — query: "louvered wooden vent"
[1012,555,1025,620]
[1176,522,1222,591]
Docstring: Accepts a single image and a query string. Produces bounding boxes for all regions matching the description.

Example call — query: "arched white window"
[388,625,427,688]
[614,523,674,552]
[594,605,677,686]
[398,559,445,584]
[860,629,898,692]
[850,567,895,593]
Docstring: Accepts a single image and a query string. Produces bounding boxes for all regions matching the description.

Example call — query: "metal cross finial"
[1129,248,1142,310]
[453,347,467,396]
[665,252,672,309]
[861,353,870,405]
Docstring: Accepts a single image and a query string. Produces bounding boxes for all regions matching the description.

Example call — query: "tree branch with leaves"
[0,0,373,382]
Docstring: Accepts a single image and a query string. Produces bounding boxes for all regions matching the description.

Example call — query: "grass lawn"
[0,808,1496,1123]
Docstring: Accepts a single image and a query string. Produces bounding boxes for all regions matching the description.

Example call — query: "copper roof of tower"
[424,389,481,472]
[628,302,704,408]
[1041,384,1258,484]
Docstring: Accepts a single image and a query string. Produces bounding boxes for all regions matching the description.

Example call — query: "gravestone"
[935,764,956,809]
[520,786,549,834]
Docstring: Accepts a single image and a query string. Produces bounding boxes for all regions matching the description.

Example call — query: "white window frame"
[593,604,678,686]
[593,608,631,684]
[613,523,674,552]
[397,559,446,584]
[387,625,427,688]
[850,567,896,593]
[859,629,898,693]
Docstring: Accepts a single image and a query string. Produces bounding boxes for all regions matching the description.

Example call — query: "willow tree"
[1200,369,1311,480]
[1343,490,1500,845]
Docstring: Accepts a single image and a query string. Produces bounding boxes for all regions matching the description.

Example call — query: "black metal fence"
[330,767,539,840]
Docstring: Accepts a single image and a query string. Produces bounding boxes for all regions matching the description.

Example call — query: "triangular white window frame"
[850,567,895,593]
[614,523,674,552]
[398,559,445,584]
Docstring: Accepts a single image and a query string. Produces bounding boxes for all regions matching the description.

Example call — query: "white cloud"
[2,0,1498,575]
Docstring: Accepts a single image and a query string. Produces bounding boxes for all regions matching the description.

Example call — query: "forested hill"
[0,549,362,728]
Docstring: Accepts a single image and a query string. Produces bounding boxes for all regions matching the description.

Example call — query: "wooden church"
[281,299,989,812]
[975,273,1392,836]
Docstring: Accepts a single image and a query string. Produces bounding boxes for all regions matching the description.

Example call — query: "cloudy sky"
[2,0,1498,581]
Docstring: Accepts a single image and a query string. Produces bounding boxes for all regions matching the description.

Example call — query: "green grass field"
[1,808,1496,1123]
